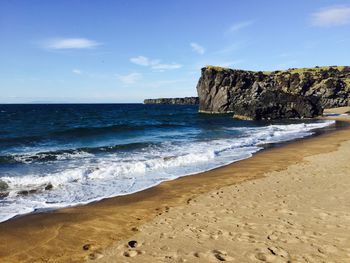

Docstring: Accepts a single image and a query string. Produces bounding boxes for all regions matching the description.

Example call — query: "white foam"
[0,120,335,222]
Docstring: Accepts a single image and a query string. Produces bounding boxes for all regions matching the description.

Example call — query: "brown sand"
[1,108,350,262]
[98,123,350,262]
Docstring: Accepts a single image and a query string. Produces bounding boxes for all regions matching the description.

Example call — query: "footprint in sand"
[194,250,234,262]
[267,230,301,244]
[123,250,138,257]
[316,244,339,254]
[235,232,257,243]
[253,246,290,263]
[87,251,104,260]
[267,231,280,241]
[123,249,145,258]
[82,244,104,260]
[212,250,234,261]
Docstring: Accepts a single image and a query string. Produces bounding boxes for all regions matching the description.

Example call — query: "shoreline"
[0,113,349,262]
[0,119,339,224]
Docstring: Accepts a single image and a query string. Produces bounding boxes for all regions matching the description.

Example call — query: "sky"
[1,0,350,103]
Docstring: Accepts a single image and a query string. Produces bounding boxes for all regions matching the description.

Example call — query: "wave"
[0,120,335,223]
[0,142,152,164]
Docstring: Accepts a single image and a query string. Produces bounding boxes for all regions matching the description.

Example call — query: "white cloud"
[116,73,142,85]
[151,63,182,70]
[311,6,350,27]
[190,42,205,54]
[228,20,254,33]
[72,69,82,74]
[129,56,160,66]
[44,38,101,49]
[130,56,182,70]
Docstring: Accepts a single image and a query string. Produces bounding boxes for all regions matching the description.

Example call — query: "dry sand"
[0,108,350,263]
[98,129,350,263]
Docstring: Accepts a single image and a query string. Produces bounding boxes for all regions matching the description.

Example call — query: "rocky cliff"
[196,66,350,120]
[144,97,199,105]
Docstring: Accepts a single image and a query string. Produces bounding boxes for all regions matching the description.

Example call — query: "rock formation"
[0,180,9,198]
[196,66,350,120]
[144,97,199,105]
[232,90,322,120]
[0,180,8,191]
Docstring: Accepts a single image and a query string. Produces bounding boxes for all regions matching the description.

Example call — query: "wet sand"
[1,108,350,262]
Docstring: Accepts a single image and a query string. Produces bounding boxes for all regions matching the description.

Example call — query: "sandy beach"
[1,109,350,263]
[2,1,350,262]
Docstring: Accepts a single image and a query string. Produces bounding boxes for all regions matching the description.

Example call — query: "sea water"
[0,104,335,222]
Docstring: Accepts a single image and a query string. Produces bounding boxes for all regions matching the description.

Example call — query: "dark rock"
[196,66,350,119]
[45,183,53,191]
[0,180,8,191]
[128,240,138,248]
[144,97,199,105]
[0,192,9,198]
[131,227,139,232]
[17,189,37,196]
[233,90,322,120]
[83,244,91,251]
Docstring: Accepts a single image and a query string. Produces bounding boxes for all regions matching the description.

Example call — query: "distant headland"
[144,97,199,105]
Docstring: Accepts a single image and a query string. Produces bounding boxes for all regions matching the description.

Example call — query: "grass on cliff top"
[263,66,346,75]
[204,65,255,72]
[204,65,231,71]
[205,65,347,74]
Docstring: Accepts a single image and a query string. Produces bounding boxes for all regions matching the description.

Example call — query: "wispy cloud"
[44,38,101,49]
[130,56,182,70]
[311,6,350,27]
[72,69,82,74]
[213,42,245,55]
[116,73,142,85]
[190,42,205,54]
[227,20,254,33]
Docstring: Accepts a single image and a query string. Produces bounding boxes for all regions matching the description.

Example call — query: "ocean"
[0,104,335,222]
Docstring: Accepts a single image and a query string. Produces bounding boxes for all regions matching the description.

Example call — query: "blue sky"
[1,0,350,103]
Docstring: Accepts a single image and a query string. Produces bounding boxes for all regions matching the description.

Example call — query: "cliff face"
[196,66,350,120]
[144,97,199,105]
